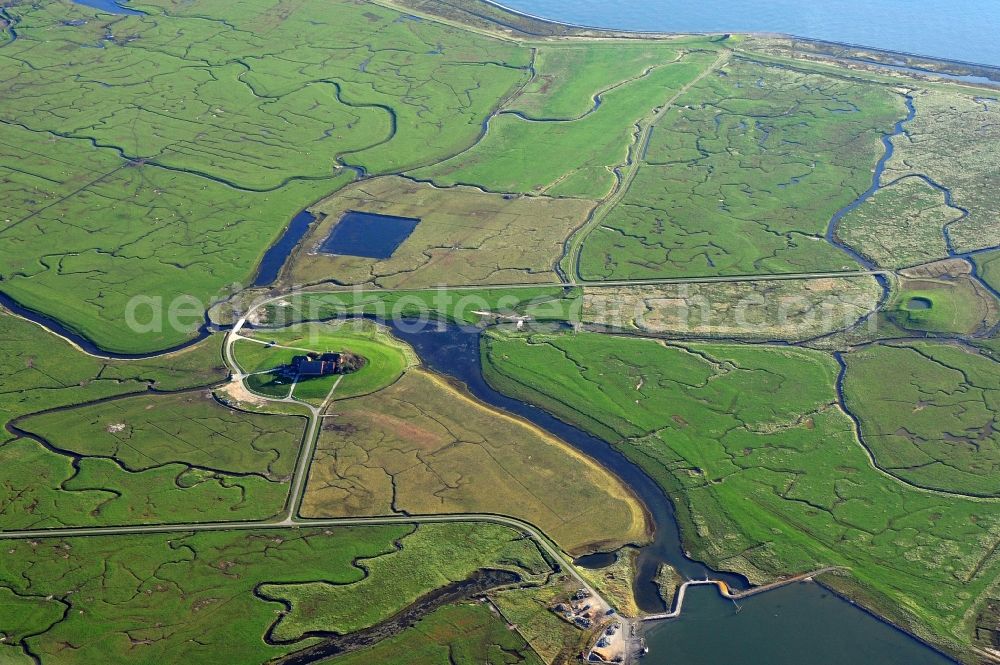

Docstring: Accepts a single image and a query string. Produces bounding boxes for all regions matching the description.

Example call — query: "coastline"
[476,0,1000,82]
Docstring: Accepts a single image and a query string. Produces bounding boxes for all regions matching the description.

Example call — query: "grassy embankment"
[481,329,1000,661]
[235,320,414,404]
[256,275,881,343]
[255,286,573,328]
[576,58,906,279]
[887,282,995,335]
[0,523,548,665]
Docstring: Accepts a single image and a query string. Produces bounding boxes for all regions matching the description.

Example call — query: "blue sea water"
[496,0,1000,66]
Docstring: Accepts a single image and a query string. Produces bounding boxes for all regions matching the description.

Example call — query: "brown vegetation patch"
[301,368,649,554]
[284,176,594,288]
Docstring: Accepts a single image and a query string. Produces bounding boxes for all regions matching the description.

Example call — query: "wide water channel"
[383,320,958,665]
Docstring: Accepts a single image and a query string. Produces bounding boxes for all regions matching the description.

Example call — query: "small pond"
[319,211,420,259]
[906,297,934,310]
[71,0,142,15]
[574,551,618,569]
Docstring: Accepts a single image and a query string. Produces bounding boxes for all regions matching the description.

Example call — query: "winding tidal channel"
[20,2,983,661]
[383,321,958,665]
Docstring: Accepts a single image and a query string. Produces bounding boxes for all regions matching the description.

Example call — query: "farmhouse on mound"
[288,352,365,377]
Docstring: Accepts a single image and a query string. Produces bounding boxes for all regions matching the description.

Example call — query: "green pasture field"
[3,0,529,183]
[886,275,998,335]
[10,390,305,527]
[301,368,649,554]
[324,603,542,665]
[508,41,697,120]
[0,524,546,665]
[0,437,290,528]
[0,0,531,353]
[410,49,719,199]
[18,390,305,480]
[481,329,1000,661]
[0,312,226,436]
[843,341,1000,497]
[0,116,352,353]
[257,522,550,640]
[577,58,905,279]
[238,320,415,403]
[0,312,279,529]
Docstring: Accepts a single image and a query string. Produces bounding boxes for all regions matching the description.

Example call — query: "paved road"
[0,512,589,587]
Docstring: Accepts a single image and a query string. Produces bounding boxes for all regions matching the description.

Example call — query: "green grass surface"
[843,342,1000,497]
[0,524,546,665]
[492,581,587,664]
[0,311,227,436]
[508,42,691,120]
[881,89,1000,254]
[578,58,904,279]
[19,391,304,480]
[259,521,549,641]
[0,312,278,529]
[0,436,291,528]
[325,603,542,665]
[8,390,305,528]
[886,277,996,335]
[410,49,718,198]
[239,320,414,403]
[481,329,1000,661]
[0,0,530,352]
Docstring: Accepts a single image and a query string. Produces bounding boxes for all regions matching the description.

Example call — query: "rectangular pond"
[318,211,420,259]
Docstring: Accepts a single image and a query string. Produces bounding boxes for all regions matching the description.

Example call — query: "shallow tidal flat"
[284,176,593,288]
